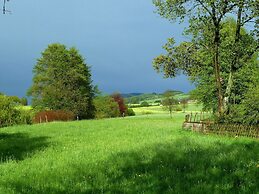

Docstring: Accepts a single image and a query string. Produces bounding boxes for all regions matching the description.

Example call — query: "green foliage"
[0,115,258,193]
[154,17,258,117]
[153,1,258,116]
[28,43,95,119]
[140,101,149,107]
[217,60,259,125]
[125,91,185,104]
[0,95,33,128]
[126,108,136,116]
[162,90,178,117]
[180,98,189,112]
[174,105,182,112]
[111,93,127,116]
[93,96,120,119]
[20,97,28,106]
[242,84,259,125]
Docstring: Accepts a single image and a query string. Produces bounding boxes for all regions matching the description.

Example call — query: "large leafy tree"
[28,43,95,119]
[153,0,258,115]
[154,18,258,116]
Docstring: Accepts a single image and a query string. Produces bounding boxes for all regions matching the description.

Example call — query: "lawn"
[0,114,258,193]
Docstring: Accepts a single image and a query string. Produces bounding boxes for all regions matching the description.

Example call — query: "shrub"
[33,110,75,123]
[217,85,259,125]
[241,84,259,125]
[126,108,135,116]
[17,109,34,125]
[140,101,149,107]
[0,95,33,128]
[174,106,183,112]
[154,100,161,104]
[94,96,120,119]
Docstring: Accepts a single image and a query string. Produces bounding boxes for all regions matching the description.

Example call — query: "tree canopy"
[153,0,258,120]
[28,43,95,119]
[153,0,259,115]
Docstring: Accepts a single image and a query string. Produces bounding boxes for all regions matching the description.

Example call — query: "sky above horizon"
[0,0,194,97]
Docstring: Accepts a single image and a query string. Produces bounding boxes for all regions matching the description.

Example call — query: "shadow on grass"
[0,133,50,163]
[6,138,259,194]
[89,139,259,194]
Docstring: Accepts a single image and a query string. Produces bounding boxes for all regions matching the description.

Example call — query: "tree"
[155,18,258,115]
[28,43,95,119]
[162,90,177,118]
[93,96,120,119]
[111,93,127,116]
[140,101,149,107]
[180,98,189,113]
[153,0,258,115]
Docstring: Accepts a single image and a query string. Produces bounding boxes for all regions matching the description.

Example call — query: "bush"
[94,96,120,119]
[17,109,34,125]
[218,85,259,125]
[154,100,161,104]
[174,106,182,112]
[33,110,75,123]
[241,84,259,125]
[0,95,33,128]
[140,101,149,107]
[126,108,135,116]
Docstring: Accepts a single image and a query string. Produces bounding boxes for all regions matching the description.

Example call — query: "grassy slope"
[132,103,203,116]
[0,114,258,194]
[125,92,189,105]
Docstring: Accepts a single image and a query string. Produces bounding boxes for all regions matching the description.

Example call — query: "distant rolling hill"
[123,91,189,104]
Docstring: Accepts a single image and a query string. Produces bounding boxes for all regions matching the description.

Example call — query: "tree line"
[0,44,135,127]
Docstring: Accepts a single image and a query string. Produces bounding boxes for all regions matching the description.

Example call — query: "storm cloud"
[0,0,193,97]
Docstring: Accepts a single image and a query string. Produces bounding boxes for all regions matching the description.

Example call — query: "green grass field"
[0,114,258,193]
[132,103,203,116]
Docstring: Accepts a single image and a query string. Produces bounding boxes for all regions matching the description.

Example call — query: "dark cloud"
[0,0,193,97]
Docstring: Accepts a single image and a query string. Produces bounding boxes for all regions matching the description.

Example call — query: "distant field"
[0,114,258,193]
[125,91,190,105]
[132,103,203,116]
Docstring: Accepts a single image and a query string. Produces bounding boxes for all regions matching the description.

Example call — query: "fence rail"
[206,124,259,138]
[185,112,212,123]
[183,113,259,139]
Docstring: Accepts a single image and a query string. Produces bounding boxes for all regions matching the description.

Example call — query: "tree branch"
[196,0,213,17]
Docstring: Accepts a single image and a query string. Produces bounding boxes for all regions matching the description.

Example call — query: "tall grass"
[0,114,258,193]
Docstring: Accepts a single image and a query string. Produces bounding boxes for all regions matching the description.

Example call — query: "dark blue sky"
[0,0,193,97]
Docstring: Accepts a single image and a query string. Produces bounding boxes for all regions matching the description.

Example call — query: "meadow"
[132,103,203,116]
[0,113,258,193]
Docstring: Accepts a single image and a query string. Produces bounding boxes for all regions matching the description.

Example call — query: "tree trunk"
[224,3,243,113]
[214,26,224,116]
